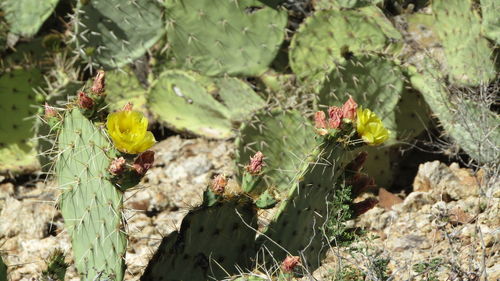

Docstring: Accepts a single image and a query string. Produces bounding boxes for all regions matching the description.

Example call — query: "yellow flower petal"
[356,107,390,146]
[107,110,156,154]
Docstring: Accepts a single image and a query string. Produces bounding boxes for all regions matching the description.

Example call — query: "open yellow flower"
[107,110,156,154]
[356,107,390,146]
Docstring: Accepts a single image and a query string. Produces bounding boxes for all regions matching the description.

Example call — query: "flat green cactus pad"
[164,0,288,76]
[0,255,6,281]
[56,109,126,280]
[480,0,500,44]
[0,68,43,174]
[290,6,402,81]
[75,0,164,69]
[409,63,500,164]
[236,109,317,196]
[141,198,257,281]
[314,0,383,9]
[432,0,495,86]
[105,67,147,113]
[258,141,354,271]
[148,70,265,139]
[1,0,59,37]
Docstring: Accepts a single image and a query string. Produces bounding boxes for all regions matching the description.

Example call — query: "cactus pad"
[105,67,147,113]
[141,197,257,281]
[432,0,495,85]
[164,0,288,76]
[1,0,59,37]
[0,255,6,281]
[74,0,164,69]
[480,0,500,44]
[290,6,402,81]
[0,68,43,174]
[236,109,317,196]
[148,70,265,139]
[56,109,126,280]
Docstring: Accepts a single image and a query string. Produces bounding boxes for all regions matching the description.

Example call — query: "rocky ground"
[0,136,498,281]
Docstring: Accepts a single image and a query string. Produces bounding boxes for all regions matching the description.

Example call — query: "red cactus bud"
[77,91,94,109]
[109,157,126,175]
[133,150,155,175]
[246,151,264,175]
[350,173,376,196]
[346,151,368,172]
[44,103,57,119]
[341,96,357,120]
[211,174,227,195]
[91,70,105,94]
[327,106,342,129]
[352,197,378,216]
[122,102,133,111]
[314,111,327,129]
[281,256,300,273]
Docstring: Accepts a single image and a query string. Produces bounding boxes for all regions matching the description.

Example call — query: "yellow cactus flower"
[356,107,390,146]
[107,110,156,154]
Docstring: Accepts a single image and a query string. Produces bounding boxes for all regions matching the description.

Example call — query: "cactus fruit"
[74,0,164,69]
[1,0,59,37]
[432,0,495,86]
[56,109,126,280]
[480,0,500,44]
[289,6,403,82]
[148,70,265,139]
[141,195,258,280]
[0,255,6,281]
[0,68,44,174]
[164,0,288,76]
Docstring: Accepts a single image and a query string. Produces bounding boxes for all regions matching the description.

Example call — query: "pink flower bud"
[341,96,357,120]
[246,151,264,175]
[327,106,342,129]
[91,70,105,95]
[44,103,57,119]
[211,174,227,195]
[133,150,155,175]
[314,111,327,129]
[108,157,126,175]
[77,91,94,109]
[122,102,133,111]
[281,256,300,273]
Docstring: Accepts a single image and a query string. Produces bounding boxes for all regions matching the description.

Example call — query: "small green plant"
[412,258,443,281]
[41,249,68,281]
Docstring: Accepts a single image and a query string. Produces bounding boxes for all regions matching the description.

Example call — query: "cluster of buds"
[76,70,106,110]
[281,256,300,273]
[108,150,155,186]
[314,96,357,136]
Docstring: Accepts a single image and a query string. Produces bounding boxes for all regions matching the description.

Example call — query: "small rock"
[378,188,403,210]
[400,192,435,212]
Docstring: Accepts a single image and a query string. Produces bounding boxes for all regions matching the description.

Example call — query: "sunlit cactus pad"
[74,0,164,69]
[164,0,288,76]
[1,0,59,37]
[56,109,126,280]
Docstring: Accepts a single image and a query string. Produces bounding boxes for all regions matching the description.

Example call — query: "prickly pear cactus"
[314,0,383,9]
[409,64,500,164]
[105,67,147,113]
[432,0,495,86]
[318,55,402,138]
[148,70,265,139]
[164,0,288,76]
[74,0,164,69]
[1,0,59,37]
[290,6,402,82]
[0,255,6,281]
[141,196,258,281]
[236,109,317,196]
[0,68,44,174]
[56,109,126,280]
[480,0,500,44]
